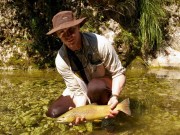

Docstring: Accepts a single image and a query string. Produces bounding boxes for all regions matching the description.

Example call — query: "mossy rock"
[126,56,148,77]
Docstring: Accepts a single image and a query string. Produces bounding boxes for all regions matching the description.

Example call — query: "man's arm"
[55,50,87,107]
[97,34,126,113]
[97,34,126,95]
[108,74,126,108]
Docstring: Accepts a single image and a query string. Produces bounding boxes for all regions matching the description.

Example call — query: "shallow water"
[0,69,180,135]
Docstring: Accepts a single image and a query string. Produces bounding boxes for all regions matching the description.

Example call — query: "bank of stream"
[0,69,180,135]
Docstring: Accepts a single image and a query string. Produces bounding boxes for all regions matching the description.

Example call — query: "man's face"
[56,25,81,51]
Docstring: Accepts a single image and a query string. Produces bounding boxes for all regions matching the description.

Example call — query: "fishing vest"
[60,33,103,82]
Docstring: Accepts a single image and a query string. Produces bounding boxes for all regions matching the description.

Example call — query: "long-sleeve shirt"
[55,32,126,98]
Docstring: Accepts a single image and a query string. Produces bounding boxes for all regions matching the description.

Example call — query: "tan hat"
[46,11,86,35]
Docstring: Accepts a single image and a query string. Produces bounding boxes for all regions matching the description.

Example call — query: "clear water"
[0,69,179,135]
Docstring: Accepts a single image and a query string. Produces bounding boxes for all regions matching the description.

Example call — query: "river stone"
[127,56,148,71]
[148,47,180,68]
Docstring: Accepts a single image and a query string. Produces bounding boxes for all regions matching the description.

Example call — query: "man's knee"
[46,107,63,118]
[87,78,111,104]
[46,95,75,118]
[87,78,106,92]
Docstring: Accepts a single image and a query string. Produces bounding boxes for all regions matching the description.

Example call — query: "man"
[46,11,126,124]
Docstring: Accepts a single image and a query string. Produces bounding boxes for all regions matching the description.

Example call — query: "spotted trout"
[57,98,131,123]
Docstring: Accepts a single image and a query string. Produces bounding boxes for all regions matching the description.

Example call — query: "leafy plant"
[138,0,166,58]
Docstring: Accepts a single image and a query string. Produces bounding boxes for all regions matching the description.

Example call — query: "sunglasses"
[56,26,77,37]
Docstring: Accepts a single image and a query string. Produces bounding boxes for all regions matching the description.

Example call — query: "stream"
[0,69,179,135]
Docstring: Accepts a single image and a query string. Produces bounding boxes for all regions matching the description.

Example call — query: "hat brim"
[46,17,86,35]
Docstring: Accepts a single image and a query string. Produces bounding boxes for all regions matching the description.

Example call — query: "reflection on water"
[148,68,180,79]
[0,69,180,135]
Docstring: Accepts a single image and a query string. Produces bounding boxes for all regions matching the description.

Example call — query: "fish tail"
[115,98,131,116]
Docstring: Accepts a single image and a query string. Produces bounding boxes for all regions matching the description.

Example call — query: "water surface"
[0,69,179,135]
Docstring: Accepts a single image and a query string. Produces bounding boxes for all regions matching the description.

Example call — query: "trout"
[57,98,131,123]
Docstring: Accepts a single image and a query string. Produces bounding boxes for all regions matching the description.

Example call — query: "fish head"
[56,114,75,123]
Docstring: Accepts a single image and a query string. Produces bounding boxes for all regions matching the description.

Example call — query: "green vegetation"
[114,28,140,66]
[1,0,178,68]
[139,0,166,58]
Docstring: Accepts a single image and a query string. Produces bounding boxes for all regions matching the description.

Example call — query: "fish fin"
[115,98,131,116]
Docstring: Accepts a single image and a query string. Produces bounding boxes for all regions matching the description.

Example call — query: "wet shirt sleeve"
[97,35,126,78]
[55,50,84,96]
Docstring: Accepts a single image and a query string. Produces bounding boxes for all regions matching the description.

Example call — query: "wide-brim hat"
[46,11,86,35]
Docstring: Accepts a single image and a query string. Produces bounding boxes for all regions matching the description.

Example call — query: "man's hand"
[106,95,119,118]
[68,95,87,125]
[69,117,86,126]
[68,107,86,126]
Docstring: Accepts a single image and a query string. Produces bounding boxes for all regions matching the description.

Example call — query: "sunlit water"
[0,69,179,135]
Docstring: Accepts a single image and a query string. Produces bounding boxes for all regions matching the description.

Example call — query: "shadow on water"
[0,69,180,135]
